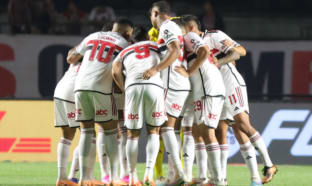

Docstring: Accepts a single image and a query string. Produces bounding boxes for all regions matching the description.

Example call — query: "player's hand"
[142,68,157,80]
[212,56,220,68]
[174,65,189,77]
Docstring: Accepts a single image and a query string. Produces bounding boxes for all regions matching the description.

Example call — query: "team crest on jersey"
[163,29,173,40]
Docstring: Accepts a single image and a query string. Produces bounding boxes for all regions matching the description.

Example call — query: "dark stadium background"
[0,0,312,165]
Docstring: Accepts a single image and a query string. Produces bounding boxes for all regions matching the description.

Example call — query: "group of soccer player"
[53,1,278,186]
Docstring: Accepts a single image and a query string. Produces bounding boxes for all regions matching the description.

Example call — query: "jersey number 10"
[87,40,122,63]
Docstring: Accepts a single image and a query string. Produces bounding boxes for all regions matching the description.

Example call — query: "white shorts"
[125,84,167,130]
[75,91,117,122]
[220,86,249,121]
[113,93,125,110]
[54,98,80,128]
[181,93,195,127]
[194,96,224,129]
[165,89,190,118]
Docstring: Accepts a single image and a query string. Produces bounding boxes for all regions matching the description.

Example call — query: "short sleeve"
[75,34,93,55]
[184,32,206,54]
[159,22,180,46]
[212,30,240,53]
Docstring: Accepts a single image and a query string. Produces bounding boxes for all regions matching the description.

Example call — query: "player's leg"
[123,85,143,185]
[97,127,110,184]
[198,97,224,185]
[68,145,79,183]
[232,86,277,183]
[193,124,209,183]
[161,90,189,182]
[232,124,262,185]
[144,126,161,185]
[54,99,77,186]
[154,138,165,182]
[126,129,141,185]
[216,120,230,184]
[143,84,166,185]
[118,111,129,182]
[180,96,195,182]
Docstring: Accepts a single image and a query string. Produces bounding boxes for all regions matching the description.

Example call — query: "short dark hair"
[171,18,185,27]
[114,17,134,29]
[151,1,171,15]
[132,26,148,42]
[102,21,114,31]
[181,14,201,30]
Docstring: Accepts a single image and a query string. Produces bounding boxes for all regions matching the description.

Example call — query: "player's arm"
[175,45,210,77]
[112,58,125,92]
[143,40,180,80]
[216,45,246,66]
[67,47,83,64]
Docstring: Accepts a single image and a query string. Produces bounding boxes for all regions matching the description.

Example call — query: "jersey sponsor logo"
[96,109,108,116]
[171,103,182,111]
[67,112,76,119]
[152,112,163,118]
[208,113,217,120]
[128,113,139,120]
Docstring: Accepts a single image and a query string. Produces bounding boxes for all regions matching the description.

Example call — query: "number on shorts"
[194,100,202,111]
[87,40,121,63]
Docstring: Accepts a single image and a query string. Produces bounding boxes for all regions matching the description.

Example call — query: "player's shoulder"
[160,20,181,33]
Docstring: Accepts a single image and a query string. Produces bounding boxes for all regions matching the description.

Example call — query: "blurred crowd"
[5,0,224,35]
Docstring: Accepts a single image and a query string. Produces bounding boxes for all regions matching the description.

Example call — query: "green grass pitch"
[0,162,310,186]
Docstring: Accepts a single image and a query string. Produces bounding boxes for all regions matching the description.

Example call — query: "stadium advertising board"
[0,35,312,98]
[0,100,311,164]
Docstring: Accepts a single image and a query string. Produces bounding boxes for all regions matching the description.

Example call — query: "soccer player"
[175,23,226,186]
[54,61,81,186]
[67,18,134,186]
[181,15,278,186]
[143,1,191,184]
[112,26,167,186]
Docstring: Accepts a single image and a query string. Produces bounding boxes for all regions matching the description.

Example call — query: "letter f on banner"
[261,109,310,148]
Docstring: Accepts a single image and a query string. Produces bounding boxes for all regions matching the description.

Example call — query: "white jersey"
[114,41,163,89]
[202,30,246,87]
[74,31,129,94]
[54,63,81,102]
[158,20,191,91]
[184,32,225,99]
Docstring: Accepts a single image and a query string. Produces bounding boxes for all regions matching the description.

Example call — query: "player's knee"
[147,126,160,135]
[127,129,140,138]
[61,126,76,140]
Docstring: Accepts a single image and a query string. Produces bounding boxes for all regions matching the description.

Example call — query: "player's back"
[120,41,163,89]
[75,31,129,94]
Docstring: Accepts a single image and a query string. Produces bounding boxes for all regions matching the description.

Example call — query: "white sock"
[79,128,94,181]
[119,125,128,178]
[68,146,79,180]
[97,131,110,179]
[104,129,119,181]
[195,143,208,179]
[167,155,176,179]
[250,132,273,167]
[57,138,72,180]
[175,130,181,151]
[87,137,96,180]
[240,141,261,182]
[126,137,139,183]
[206,143,222,183]
[182,131,195,180]
[161,127,184,178]
[144,134,160,181]
[220,144,229,180]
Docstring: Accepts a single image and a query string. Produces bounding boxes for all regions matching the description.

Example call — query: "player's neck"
[158,15,170,27]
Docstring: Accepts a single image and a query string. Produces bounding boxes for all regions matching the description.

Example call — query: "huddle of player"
[53,1,278,186]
